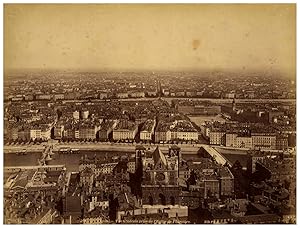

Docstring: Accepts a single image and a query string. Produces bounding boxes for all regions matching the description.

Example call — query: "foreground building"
[127,146,189,222]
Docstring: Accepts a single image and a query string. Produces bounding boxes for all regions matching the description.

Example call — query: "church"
[135,145,188,217]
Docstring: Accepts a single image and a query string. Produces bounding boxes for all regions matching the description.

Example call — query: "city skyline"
[4,4,296,78]
[3,4,296,224]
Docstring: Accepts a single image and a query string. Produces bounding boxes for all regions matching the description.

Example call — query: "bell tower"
[135,145,146,172]
[169,145,181,176]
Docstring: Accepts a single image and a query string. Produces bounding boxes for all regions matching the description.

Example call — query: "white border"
[1,1,298,227]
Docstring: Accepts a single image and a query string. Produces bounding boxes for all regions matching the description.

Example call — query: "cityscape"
[3,4,296,225]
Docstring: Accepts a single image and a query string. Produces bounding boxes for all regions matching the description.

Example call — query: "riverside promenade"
[4,142,203,154]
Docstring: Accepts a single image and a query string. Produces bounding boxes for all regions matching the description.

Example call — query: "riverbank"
[4,142,203,154]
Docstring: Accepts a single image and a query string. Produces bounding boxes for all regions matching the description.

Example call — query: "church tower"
[135,145,146,172]
[169,145,181,177]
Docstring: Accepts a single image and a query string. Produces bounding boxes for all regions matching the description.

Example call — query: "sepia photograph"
[3,3,296,224]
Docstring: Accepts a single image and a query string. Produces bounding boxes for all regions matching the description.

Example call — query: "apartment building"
[113,120,138,140]
[209,131,226,145]
[140,119,156,141]
[252,133,276,150]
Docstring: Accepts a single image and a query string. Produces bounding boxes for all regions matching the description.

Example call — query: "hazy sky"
[4,4,296,76]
